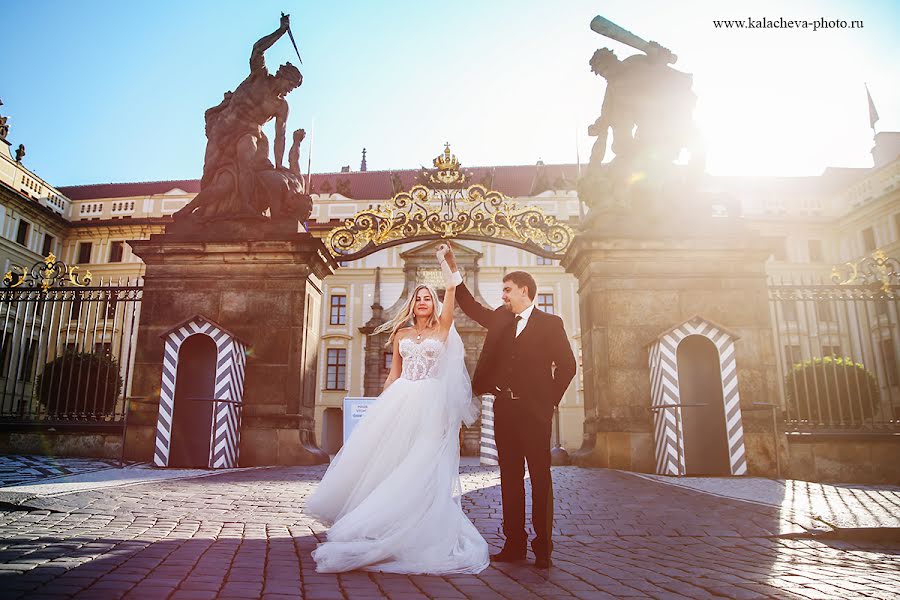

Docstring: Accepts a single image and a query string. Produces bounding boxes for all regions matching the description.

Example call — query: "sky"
[3,0,898,186]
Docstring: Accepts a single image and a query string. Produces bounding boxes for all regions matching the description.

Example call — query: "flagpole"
[865,83,879,136]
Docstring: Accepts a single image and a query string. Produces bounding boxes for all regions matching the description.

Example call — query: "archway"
[317,145,578,457]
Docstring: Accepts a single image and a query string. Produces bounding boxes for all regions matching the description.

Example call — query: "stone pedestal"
[561,208,778,473]
[124,223,335,466]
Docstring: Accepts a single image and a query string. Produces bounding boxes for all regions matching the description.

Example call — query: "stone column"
[124,224,335,466]
[562,208,779,473]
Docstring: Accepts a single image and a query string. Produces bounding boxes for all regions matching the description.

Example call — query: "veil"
[432,295,479,427]
[437,324,480,427]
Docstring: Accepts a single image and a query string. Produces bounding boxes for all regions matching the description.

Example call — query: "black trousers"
[493,394,553,557]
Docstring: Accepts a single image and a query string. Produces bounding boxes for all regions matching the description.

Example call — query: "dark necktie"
[514,315,522,338]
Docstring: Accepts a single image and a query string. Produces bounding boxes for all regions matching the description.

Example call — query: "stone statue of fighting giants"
[174,14,312,225]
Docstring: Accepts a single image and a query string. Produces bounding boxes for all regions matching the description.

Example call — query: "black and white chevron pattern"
[154,317,248,469]
[648,316,747,476]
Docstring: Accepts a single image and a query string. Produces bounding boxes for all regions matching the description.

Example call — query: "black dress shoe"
[534,555,552,569]
[490,547,527,562]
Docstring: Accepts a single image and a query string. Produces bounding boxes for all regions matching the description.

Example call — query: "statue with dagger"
[174,13,311,225]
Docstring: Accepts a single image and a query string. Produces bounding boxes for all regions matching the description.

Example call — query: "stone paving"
[0,454,119,488]
[638,474,900,531]
[0,464,897,599]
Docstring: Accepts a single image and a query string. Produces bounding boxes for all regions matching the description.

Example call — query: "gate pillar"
[126,225,335,466]
[562,205,779,475]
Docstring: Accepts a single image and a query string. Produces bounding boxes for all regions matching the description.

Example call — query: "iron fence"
[0,255,142,426]
[769,252,899,431]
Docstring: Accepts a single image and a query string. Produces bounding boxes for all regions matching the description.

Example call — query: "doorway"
[676,335,731,475]
[169,334,217,468]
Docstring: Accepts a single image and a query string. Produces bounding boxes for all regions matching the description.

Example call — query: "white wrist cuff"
[440,260,463,286]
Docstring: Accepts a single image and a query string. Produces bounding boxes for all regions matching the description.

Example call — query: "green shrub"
[36,351,123,417]
[785,356,881,425]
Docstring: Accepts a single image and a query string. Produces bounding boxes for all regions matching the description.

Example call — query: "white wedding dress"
[305,330,489,574]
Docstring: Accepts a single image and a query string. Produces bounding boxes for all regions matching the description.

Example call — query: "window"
[15,220,30,246]
[783,344,801,368]
[862,227,876,252]
[77,242,93,264]
[537,245,554,266]
[325,348,347,390]
[782,301,798,322]
[821,345,842,358]
[772,237,787,261]
[882,339,898,386]
[42,234,54,257]
[329,294,347,325]
[0,335,11,376]
[70,291,83,319]
[94,343,112,357]
[17,340,37,382]
[108,241,124,263]
[105,296,117,319]
[808,240,823,262]
[536,293,555,315]
[383,352,393,371]
[815,300,835,322]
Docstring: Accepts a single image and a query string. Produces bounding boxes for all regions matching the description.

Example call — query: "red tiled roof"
[58,164,581,201]
[57,162,869,203]
[59,179,202,200]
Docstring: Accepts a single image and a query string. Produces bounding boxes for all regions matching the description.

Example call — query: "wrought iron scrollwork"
[831,250,899,293]
[327,184,575,261]
[2,253,93,292]
[326,144,575,261]
[325,144,575,261]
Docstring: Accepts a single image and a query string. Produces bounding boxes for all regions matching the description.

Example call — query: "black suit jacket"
[456,282,577,422]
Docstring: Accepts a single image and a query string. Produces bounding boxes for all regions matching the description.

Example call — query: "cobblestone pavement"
[0,465,898,599]
[0,455,119,488]
[639,474,900,531]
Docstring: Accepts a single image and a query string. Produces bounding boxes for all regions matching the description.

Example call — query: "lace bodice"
[399,337,445,381]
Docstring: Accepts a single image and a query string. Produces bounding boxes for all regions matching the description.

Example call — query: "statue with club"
[581,16,704,210]
[174,13,312,225]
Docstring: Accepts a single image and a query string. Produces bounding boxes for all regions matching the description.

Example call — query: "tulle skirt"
[305,376,489,574]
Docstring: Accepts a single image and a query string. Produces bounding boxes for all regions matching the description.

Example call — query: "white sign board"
[343,397,377,443]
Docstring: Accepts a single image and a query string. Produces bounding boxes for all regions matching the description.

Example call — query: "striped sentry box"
[479,394,498,466]
[647,315,747,476]
[154,315,249,469]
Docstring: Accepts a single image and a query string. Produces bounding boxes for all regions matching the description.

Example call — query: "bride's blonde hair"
[373,284,441,345]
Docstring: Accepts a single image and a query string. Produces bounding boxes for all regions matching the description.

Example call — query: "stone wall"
[0,429,121,459]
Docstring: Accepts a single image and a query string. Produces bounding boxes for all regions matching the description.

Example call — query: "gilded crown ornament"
[429,143,467,186]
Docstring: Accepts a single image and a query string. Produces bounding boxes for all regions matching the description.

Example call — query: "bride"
[305,244,489,574]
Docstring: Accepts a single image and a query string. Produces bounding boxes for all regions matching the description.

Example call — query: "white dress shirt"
[514,303,536,337]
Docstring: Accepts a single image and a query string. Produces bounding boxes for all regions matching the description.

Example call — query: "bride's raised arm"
[436,244,461,333]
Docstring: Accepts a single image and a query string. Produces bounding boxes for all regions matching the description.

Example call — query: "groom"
[443,246,576,569]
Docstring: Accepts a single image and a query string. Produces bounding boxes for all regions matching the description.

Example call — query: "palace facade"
[1,130,898,455]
